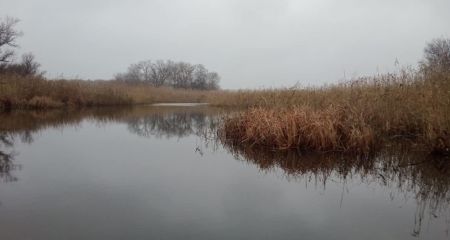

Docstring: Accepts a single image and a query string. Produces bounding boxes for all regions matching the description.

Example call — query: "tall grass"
[0,74,210,110]
[218,69,450,155]
[222,106,375,153]
[1,64,449,155]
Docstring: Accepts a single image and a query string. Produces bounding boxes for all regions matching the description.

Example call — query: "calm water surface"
[0,106,449,240]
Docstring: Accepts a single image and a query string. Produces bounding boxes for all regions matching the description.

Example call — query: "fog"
[1,0,449,88]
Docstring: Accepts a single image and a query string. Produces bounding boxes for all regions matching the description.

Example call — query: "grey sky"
[1,0,449,89]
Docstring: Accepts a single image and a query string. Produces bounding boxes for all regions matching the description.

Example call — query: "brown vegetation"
[1,17,449,156]
[0,74,212,110]
[0,16,217,110]
[221,106,375,154]
[218,69,450,155]
[0,74,132,109]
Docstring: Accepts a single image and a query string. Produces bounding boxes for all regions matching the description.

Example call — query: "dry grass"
[221,106,375,154]
[1,67,449,155]
[0,74,133,109]
[0,74,210,110]
[218,69,450,155]
[125,85,209,104]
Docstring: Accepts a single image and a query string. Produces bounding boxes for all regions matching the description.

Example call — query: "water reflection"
[0,107,222,181]
[126,109,219,138]
[222,142,450,237]
[0,106,449,238]
[0,134,19,182]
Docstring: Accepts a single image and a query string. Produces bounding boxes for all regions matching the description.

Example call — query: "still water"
[0,106,449,240]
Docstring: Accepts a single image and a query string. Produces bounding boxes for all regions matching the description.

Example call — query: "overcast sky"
[1,0,449,88]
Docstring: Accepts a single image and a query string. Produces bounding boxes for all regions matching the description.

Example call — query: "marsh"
[1,0,450,238]
[0,105,448,240]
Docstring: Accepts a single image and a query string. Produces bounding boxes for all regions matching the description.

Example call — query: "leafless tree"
[420,38,450,73]
[206,72,220,90]
[151,60,172,87]
[171,62,195,89]
[115,63,143,84]
[115,60,154,84]
[115,59,220,90]
[0,52,42,76]
[0,17,22,63]
[138,60,153,83]
[19,53,41,76]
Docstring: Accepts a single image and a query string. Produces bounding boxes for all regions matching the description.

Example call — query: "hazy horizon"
[1,0,449,89]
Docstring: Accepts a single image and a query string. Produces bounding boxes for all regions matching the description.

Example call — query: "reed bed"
[0,74,209,110]
[1,65,449,155]
[219,69,450,155]
[222,106,375,154]
[0,74,132,109]
[125,85,209,104]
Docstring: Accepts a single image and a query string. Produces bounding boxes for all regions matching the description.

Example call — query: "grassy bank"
[219,69,450,155]
[2,70,449,155]
[0,74,210,110]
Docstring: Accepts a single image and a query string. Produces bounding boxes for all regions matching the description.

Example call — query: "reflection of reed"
[222,141,450,237]
[1,107,449,236]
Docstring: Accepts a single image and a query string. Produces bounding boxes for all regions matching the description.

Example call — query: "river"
[0,105,448,239]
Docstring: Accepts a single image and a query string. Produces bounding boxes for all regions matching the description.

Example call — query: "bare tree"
[421,38,450,73]
[115,59,220,90]
[206,72,220,90]
[126,64,142,83]
[171,62,195,89]
[192,64,208,90]
[138,60,153,83]
[151,60,172,87]
[0,17,22,63]
[19,53,41,76]
[115,60,154,84]
[0,52,42,76]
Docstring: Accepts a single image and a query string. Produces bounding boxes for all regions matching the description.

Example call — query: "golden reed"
[218,70,450,155]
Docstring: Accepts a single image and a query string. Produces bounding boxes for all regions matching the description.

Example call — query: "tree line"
[114,60,220,90]
[1,16,221,90]
[2,15,449,89]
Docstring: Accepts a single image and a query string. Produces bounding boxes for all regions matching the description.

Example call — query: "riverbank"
[0,74,212,110]
[1,69,449,156]
[219,69,450,155]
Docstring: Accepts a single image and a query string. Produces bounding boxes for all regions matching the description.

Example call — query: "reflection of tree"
[126,111,219,139]
[1,106,449,237]
[0,134,19,182]
[0,106,223,182]
[222,142,450,237]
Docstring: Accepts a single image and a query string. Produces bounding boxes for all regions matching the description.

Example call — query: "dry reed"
[218,69,450,155]
[221,106,375,154]
[0,74,210,110]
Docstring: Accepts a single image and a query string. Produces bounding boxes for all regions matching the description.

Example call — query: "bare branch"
[0,16,22,63]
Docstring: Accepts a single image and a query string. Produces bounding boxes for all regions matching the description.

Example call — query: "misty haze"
[0,1,449,239]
